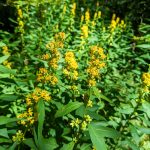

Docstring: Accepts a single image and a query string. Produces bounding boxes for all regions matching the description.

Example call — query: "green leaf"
[129,125,140,144]
[0,94,18,101]
[137,127,150,134]
[0,65,16,75]
[88,124,107,150]
[55,102,83,118]
[0,138,11,143]
[0,146,5,150]
[136,44,150,49]
[0,128,9,138]
[0,42,5,47]
[37,100,45,148]
[141,102,150,118]
[8,142,18,150]
[0,55,10,64]
[60,141,75,150]
[80,143,91,150]
[89,123,120,138]
[0,116,18,125]
[0,73,10,78]
[23,138,37,150]
[41,138,59,150]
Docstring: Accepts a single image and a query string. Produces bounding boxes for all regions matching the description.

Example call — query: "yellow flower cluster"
[17,108,34,126]
[37,67,58,85]
[94,11,101,20]
[85,9,90,23]
[12,130,25,142]
[26,88,51,105]
[110,14,126,32]
[2,46,9,55]
[63,51,78,80]
[87,100,93,107]
[71,2,76,16]
[142,72,150,87]
[17,7,24,33]
[17,88,51,126]
[2,46,12,69]
[70,115,92,131]
[81,25,88,38]
[87,46,106,86]
[45,32,65,69]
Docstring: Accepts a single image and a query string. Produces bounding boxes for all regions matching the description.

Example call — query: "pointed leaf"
[55,102,83,118]
[60,141,75,150]
[23,138,37,150]
[0,128,9,138]
[0,55,10,64]
[0,116,18,125]
[37,100,45,145]
[88,124,107,150]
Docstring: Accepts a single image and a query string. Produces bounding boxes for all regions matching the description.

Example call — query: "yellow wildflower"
[2,46,9,55]
[81,25,88,38]
[116,17,120,24]
[98,11,101,18]
[42,54,50,60]
[12,130,24,142]
[39,68,48,74]
[81,15,84,22]
[18,9,23,18]
[112,13,116,20]
[85,9,90,23]
[81,121,87,130]
[142,72,150,86]
[88,79,96,86]
[63,5,67,14]
[87,100,93,107]
[84,115,92,123]
[71,2,76,16]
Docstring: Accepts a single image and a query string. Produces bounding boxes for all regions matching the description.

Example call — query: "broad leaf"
[37,100,45,146]
[55,102,83,118]
[0,128,9,138]
[41,137,59,150]
[136,44,150,49]
[0,65,16,74]
[0,55,10,64]
[88,123,107,150]
[23,138,37,150]
[0,94,18,101]
[0,116,18,125]
[80,143,91,150]
[60,141,75,150]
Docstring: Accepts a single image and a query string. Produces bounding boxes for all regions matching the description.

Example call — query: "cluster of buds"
[17,6,24,33]
[12,130,25,142]
[2,46,12,69]
[70,115,92,131]
[142,72,150,93]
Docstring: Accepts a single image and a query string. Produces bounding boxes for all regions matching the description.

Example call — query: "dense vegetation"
[0,0,149,150]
